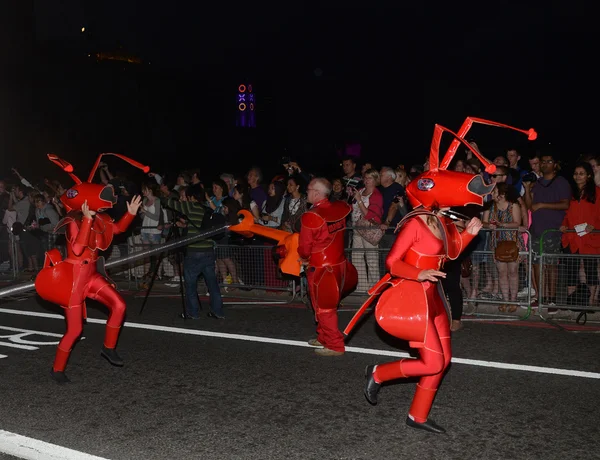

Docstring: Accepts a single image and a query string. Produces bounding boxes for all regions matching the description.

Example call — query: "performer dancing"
[35,153,147,384]
[345,118,537,432]
[299,178,358,356]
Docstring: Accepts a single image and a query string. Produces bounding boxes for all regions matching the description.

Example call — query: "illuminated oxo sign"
[236,83,256,127]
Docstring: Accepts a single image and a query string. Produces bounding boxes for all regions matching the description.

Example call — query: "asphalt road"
[1,292,599,460]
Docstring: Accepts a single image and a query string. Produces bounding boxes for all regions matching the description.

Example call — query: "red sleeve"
[298,226,317,259]
[72,217,92,256]
[113,211,135,234]
[459,230,476,253]
[365,189,383,223]
[385,218,422,280]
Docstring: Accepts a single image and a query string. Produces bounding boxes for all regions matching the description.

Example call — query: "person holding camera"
[351,169,383,292]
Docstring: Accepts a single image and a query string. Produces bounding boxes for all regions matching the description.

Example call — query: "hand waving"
[127,195,143,215]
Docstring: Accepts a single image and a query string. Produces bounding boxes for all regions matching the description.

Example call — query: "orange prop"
[229,210,301,276]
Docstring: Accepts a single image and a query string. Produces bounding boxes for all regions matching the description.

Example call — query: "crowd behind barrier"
[3,225,599,322]
[3,150,600,326]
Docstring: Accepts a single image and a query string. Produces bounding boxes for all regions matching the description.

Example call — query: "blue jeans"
[183,251,224,318]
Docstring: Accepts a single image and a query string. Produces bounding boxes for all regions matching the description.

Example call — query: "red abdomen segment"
[375,279,432,347]
[35,263,76,307]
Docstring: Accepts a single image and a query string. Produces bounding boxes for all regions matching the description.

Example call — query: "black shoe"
[101,346,124,367]
[207,312,225,319]
[364,365,381,405]
[405,416,446,434]
[179,313,200,320]
[50,368,71,384]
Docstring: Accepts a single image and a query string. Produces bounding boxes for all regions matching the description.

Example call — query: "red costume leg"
[372,299,452,423]
[86,275,126,349]
[309,267,345,352]
[53,305,84,372]
[373,316,445,382]
[409,308,452,423]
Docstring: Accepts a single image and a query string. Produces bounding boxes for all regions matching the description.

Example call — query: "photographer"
[342,156,363,201]
[282,158,311,185]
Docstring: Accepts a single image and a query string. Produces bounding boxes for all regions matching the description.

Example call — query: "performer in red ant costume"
[345,118,537,433]
[35,153,148,384]
[299,178,358,356]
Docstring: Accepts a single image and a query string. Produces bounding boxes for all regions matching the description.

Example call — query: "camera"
[343,177,363,189]
[392,192,405,204]
[522,172,538,183]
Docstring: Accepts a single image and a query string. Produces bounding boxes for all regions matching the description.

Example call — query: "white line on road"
[2,307,599,380]
[0,429,109,460]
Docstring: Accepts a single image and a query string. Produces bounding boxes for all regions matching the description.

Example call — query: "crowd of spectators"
[1,146,599,325]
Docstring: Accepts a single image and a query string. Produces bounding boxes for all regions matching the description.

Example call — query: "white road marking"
[1,307,599,380]
[0,429,109,460]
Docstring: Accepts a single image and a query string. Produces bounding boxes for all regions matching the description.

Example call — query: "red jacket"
[561,190,600,254]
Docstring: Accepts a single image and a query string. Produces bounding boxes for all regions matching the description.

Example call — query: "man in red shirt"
[299,178,358,356]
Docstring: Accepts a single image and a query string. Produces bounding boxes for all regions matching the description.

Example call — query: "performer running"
[35,153,147,384]
[299,178,358,356]
[345,118,537,432]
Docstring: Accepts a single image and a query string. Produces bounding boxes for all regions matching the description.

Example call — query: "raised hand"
[81,200,96,219]
[127,195,143,215]
[466,217,483,235]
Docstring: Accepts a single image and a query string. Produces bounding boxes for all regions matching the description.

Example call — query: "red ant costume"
[35,153,148,384]
[345,118,537,433]
[229,195,358,355]
[298,196,358,355]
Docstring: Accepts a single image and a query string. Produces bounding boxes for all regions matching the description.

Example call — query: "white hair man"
[299,178,358,356]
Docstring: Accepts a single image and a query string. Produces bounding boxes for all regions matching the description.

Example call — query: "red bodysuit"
[35,211,135,375]
[298,198,358,352]
[372,214,475,425]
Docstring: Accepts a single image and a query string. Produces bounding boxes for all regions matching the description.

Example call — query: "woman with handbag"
[350,168,383,292]
[483,183,525,312]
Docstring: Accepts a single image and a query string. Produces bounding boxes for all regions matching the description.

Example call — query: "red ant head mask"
[48,153,150,213]
[406,117,537,210]
[61,183,117,213]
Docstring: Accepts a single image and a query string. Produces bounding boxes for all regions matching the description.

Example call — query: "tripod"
[139,209,189,316]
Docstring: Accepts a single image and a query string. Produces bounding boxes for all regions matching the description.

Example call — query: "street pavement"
[1,289,599,460]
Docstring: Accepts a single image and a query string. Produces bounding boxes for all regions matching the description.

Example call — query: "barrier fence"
[537,229,600,326]
[1,225,599,327]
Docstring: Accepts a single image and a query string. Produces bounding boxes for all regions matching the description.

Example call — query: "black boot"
[101,346,124,367]
[364,365,381,405]
[406,416,446,434]
[50,368,71,384]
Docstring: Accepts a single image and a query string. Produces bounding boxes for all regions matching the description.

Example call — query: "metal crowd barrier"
[537,228,600,330]
[124,228,301,305]
[3,221,599,327]
[347,227,535,319]
[0,225,229,299]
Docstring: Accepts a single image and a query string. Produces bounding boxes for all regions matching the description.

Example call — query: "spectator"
[483,183,525,312]
[523,153,571,307]
[280,176,307,233]
[560,162,600,306]
[329,178,348,202]
[350,168,383,291]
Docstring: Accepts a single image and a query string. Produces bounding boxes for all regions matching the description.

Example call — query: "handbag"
[356,216,384,246]
[494,232,519,262]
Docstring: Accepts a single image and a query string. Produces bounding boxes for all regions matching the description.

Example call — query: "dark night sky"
[1,1,597,183]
